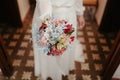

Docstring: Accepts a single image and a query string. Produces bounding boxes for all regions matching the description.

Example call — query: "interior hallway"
[0,6,117,80]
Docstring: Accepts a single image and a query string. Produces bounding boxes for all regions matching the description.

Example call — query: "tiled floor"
[0,6,116,80]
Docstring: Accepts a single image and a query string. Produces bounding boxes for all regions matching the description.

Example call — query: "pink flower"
[39,36,48,46]
[55,21,60,27]
[61,20,67,24]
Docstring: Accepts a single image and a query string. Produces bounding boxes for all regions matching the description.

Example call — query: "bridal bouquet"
[36,17,75,56]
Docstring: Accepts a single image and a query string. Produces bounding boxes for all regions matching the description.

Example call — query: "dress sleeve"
[75,0,85,16]
[36,0,52,20]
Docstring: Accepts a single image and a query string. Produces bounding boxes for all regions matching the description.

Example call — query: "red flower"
[64,24,72,34]
[39,23,47,30]
[48,45,66,56]
[70,36,75,42]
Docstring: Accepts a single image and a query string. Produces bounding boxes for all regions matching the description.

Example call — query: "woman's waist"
[52,5,75,13]
[51,0,75,8]
[52,5,76,18]
[52,4,74,9]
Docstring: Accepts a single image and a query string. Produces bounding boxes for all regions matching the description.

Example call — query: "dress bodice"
[35,0,85,21]
[51,0,75,7]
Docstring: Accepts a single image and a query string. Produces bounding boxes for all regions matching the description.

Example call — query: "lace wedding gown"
[32,0,85,80]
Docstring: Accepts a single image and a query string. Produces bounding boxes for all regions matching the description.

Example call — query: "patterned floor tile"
[25,60,34,67]
[3,34,10,39]
[7,49,13,56]
[81,63,90,70]
[13,34,20,40]
[92,53,101,60]
[9,41,17,47]
[99,38,107,44]
[68,74,76,80]
[17,50,25,56]
[101,46,110,52]
[88,37,96,43]
[21,71,32,80]
[87,31,94,37]
[94,64,103,71]
[20,42,28,48]
[90,44,98,51]
[24,34,31,40]
[82,75,92,80]
[83,53,88,60]
[12,59,22,67]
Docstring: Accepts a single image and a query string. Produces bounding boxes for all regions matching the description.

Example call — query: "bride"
[32,0,85,80]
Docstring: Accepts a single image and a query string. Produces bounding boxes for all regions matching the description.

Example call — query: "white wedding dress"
[32,0,85,80]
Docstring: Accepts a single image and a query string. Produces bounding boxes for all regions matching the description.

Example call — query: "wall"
[95,0,107,26]
[17,0,30,21]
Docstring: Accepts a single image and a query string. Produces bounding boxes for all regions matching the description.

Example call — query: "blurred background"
[0,0,120,80]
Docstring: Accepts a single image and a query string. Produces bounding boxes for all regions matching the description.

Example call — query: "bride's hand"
[77,15,85,29]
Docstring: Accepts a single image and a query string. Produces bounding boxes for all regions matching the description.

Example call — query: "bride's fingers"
[79,20,85,29]
[77,15,85,29]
